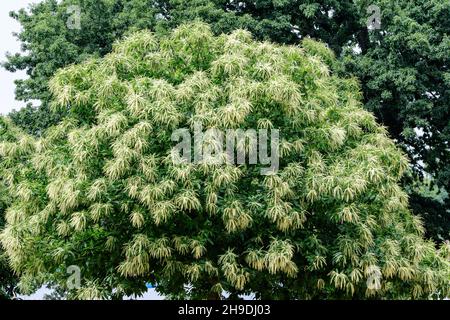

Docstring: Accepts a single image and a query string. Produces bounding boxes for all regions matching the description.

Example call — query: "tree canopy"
[3,0,449,244]
[0,118,24,299]
[0,23,448,300]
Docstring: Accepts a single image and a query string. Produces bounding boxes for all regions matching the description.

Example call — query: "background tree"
[340,1,450,242]
[1,23,448,300]
[3,0,449,243]
[405,176,450,242]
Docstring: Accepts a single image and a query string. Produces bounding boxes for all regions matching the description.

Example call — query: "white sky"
[0,0,42,115]
[20,286,165,300]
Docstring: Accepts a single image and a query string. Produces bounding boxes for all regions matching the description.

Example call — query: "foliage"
[406,177,450,242]
[1,23,449,300]
[9,103,68,138]
[341,0,450,207]
[4,0,165,135]
[4,0,450,243]
[409,193,450,243]
[0,118,23,299]
[5,0,359,135]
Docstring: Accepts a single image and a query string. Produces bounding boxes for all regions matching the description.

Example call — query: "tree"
[1,23,448,300]
[5,0,166,135]
[340,0,450,219]
[180,0,450,244]
[5,0,360,136]
[0,199,19,300]
[406,177,450,242]
[0,118,22,299]
[4,0,450,242]
[0,255,17,299]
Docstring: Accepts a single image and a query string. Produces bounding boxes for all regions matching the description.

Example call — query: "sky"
[0,0,42,115]
[20,286,165,300]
